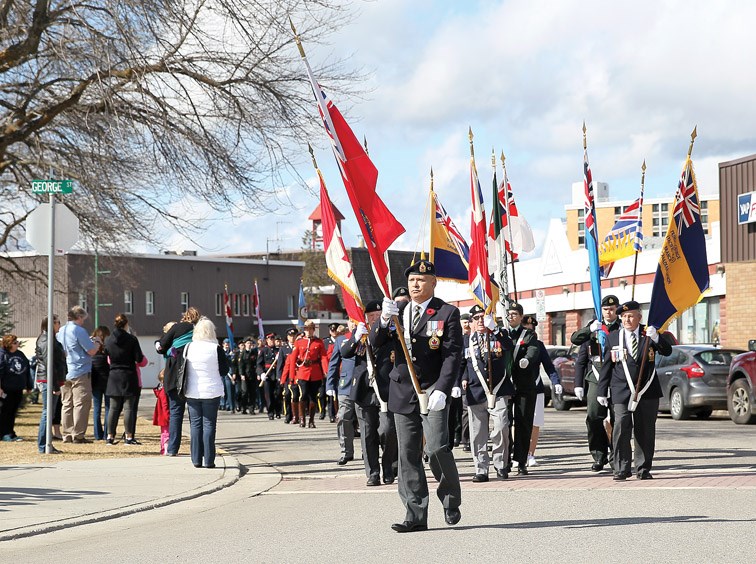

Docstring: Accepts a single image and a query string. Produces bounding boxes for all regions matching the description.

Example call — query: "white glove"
[427,390,447,411]
[519,358,529,369]
[260,373,267,382]
[646,325,659,343]
[381,297,399,322]
[597,396,609,407]
[451,386,462,398]
[554,384,563,395]
[354,322,368,340]
[483,314,497,332]
[589,319,601,332]
[326,389,335,397]
[574,386,584,401]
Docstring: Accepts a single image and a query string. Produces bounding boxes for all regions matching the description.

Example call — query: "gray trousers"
[336,395,355,457]
[468,395,510,475]
[394,405,461,526]
[378,411,398,481]
[612,397,659,475]
[586,380,610,464]
[355,403,380,478]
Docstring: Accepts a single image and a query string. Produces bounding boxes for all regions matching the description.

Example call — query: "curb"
[0,454,243,542]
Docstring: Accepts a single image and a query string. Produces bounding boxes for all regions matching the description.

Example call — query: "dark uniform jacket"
[460,330,514,405]
[597,325,673,404]
[507,325,540,392]
[257,346,279,380]
[571,318,621,387]
[369,296,463,415]
[276,342,294,384]
[326,334,355,395]
[342,334,393,407]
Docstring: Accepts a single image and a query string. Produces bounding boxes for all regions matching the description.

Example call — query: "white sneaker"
[527,454,538,467]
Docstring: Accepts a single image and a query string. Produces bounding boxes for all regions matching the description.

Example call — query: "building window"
[180,292,189,313]
[700,200,709,235]
[78,292,88,311]
[652,202,669,237]
[242,294,250,317]
[0,291,8,305]
[577,209,585,248]
[232,293,240,317]
[124,290,133,315]
[287,295,295,317]
[215,293,223,316]
[146,291,155,316]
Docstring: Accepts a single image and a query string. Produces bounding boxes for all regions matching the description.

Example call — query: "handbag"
[176,344,191,401]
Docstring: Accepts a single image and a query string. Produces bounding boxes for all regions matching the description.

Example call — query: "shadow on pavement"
[0,486,107,512]
[452,514,756,531]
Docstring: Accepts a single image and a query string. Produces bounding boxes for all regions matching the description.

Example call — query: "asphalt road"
[4,403,756,563]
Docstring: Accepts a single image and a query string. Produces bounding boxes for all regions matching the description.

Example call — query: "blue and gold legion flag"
[647,156,709,330]
[430,189,470,282]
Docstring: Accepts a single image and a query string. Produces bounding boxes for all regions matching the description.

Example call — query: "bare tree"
[0,0,361,277]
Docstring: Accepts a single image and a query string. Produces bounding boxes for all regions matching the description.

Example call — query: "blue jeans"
[186,397,220,467]
[223,375,236,411]
[37,384,50,452]
[167,388,186,455]
[92,389,110,440]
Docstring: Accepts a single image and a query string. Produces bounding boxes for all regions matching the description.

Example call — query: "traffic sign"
[26,203,80,254]
[31,179,73,194]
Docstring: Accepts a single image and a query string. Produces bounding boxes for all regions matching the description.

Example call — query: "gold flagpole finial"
[641,159,646,187]
[491,147,496,169]
[289,17,306,58]
[500,150,506,169]
[363,135,369,155]
[468,126,475,159]
[430,167,434,191]
[307,142,318,170]
[224,282,228,293]
[582,121,587,150]
[688,126,697,158]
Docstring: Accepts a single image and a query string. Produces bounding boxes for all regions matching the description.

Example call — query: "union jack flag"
[674,163,700,231]
[583,144,606,351]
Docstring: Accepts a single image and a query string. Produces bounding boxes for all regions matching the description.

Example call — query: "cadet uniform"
[370,260,463,533]
[277,332,296,423]
[598,300,672,480]
[571,294,622,471]
[257,336,280,419]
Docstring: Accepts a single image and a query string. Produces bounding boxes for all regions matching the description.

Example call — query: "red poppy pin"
[426,308,436,316]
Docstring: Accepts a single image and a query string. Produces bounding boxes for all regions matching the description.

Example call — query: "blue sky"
[155,0,756,258]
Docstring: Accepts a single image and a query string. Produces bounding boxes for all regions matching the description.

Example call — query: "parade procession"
[4,1,756,558]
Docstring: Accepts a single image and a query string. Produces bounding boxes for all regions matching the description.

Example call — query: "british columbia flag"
[598,184,644,275]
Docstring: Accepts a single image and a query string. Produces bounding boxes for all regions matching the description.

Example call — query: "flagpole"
[630,160,646,300]
[425,168,434,261]
[501,151,518,301]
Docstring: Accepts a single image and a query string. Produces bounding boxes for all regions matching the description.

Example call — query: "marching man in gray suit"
[370,259,463,533]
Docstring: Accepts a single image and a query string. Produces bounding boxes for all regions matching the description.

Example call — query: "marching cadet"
[326,324,356,465]
[460,305,514,482]
[257,333,280,420]
[570,294,621,471]
[230,340,245,414]
[505,302,540,475]
[286,320,328,428]
[277,329,297,423]
[319,322,340,421]
[371,259,463,533]
[598,300,672,480]
[244,339,260,414]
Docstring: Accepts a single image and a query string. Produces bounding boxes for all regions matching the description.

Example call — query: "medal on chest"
[427,320,444,349]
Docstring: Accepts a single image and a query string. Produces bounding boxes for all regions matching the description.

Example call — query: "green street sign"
[31,179,73,194]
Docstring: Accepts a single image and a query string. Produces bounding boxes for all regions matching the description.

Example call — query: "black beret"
[618,300,641,315]
[507,302,524,315]
[522,314,538,327]
[460,313,470,321]
[392,286,410,298]
[286,328,297,336]
[364,299,382,313]
[602,295,619,307]
[328,323,339,331]
[469,304,484,316]
[403,260,436,277]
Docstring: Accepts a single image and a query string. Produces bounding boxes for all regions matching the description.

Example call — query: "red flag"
[223,285,234,345]
[253,280,264,338]
[298,46,404,296]
[468,150,492,310]
[319,170,365,323]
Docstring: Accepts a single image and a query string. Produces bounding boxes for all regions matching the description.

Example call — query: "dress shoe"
[319,412,326,420]
[337,455,354,465]
[62,436,73,444]
[444,508,461,526]
[637,471,654,480]
[461,443,471,452]
[591,462,605,472]
[366,475,381,486]
[383,476,395,485]
[613,472,629,481]
[496,469,509,480]
[472,473,489,483]
[329,416,336,423]
[391,521,427,533]
[517,466,529,476]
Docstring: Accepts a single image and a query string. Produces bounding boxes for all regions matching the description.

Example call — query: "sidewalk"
[0,453,241,541]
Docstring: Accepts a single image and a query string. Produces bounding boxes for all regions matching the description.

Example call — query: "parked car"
[727,340,756,425]
[540,345,573,406]
[548,345,583,411]
[656,345,744,420]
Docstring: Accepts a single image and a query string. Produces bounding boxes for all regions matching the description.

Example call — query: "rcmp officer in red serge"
[370,259,463,533]
[570,294,621,471]
[597,300,672,480]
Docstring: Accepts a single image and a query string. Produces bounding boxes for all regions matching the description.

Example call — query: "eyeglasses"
[12,340,19,344]
[471,315,484,321]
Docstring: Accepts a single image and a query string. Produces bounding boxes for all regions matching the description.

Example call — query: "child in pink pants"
[153,370,170,455]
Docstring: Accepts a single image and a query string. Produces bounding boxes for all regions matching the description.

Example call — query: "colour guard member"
[460,305,514,482]
[370,259,463,533]
[320,322,340,421]
[505,302,540,475]
[570,294,621,471]
[326,323,356,465]
[277,329,297,423]
[286,320,328,428]
[456,312,472,452]
[597,300,672,480]
[392,286,410,304]
[257,333,280,420]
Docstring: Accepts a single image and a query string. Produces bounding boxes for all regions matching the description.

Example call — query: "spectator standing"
[104,314,144,445]
[90,326,111,441]
[183,317,228,468]
[0,334,33,441]
[56,306,99,443]
[35,316,67,453]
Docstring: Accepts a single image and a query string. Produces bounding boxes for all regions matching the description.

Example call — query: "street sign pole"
[45,192,55,454]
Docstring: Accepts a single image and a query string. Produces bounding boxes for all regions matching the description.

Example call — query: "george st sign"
[31,179,74,194]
